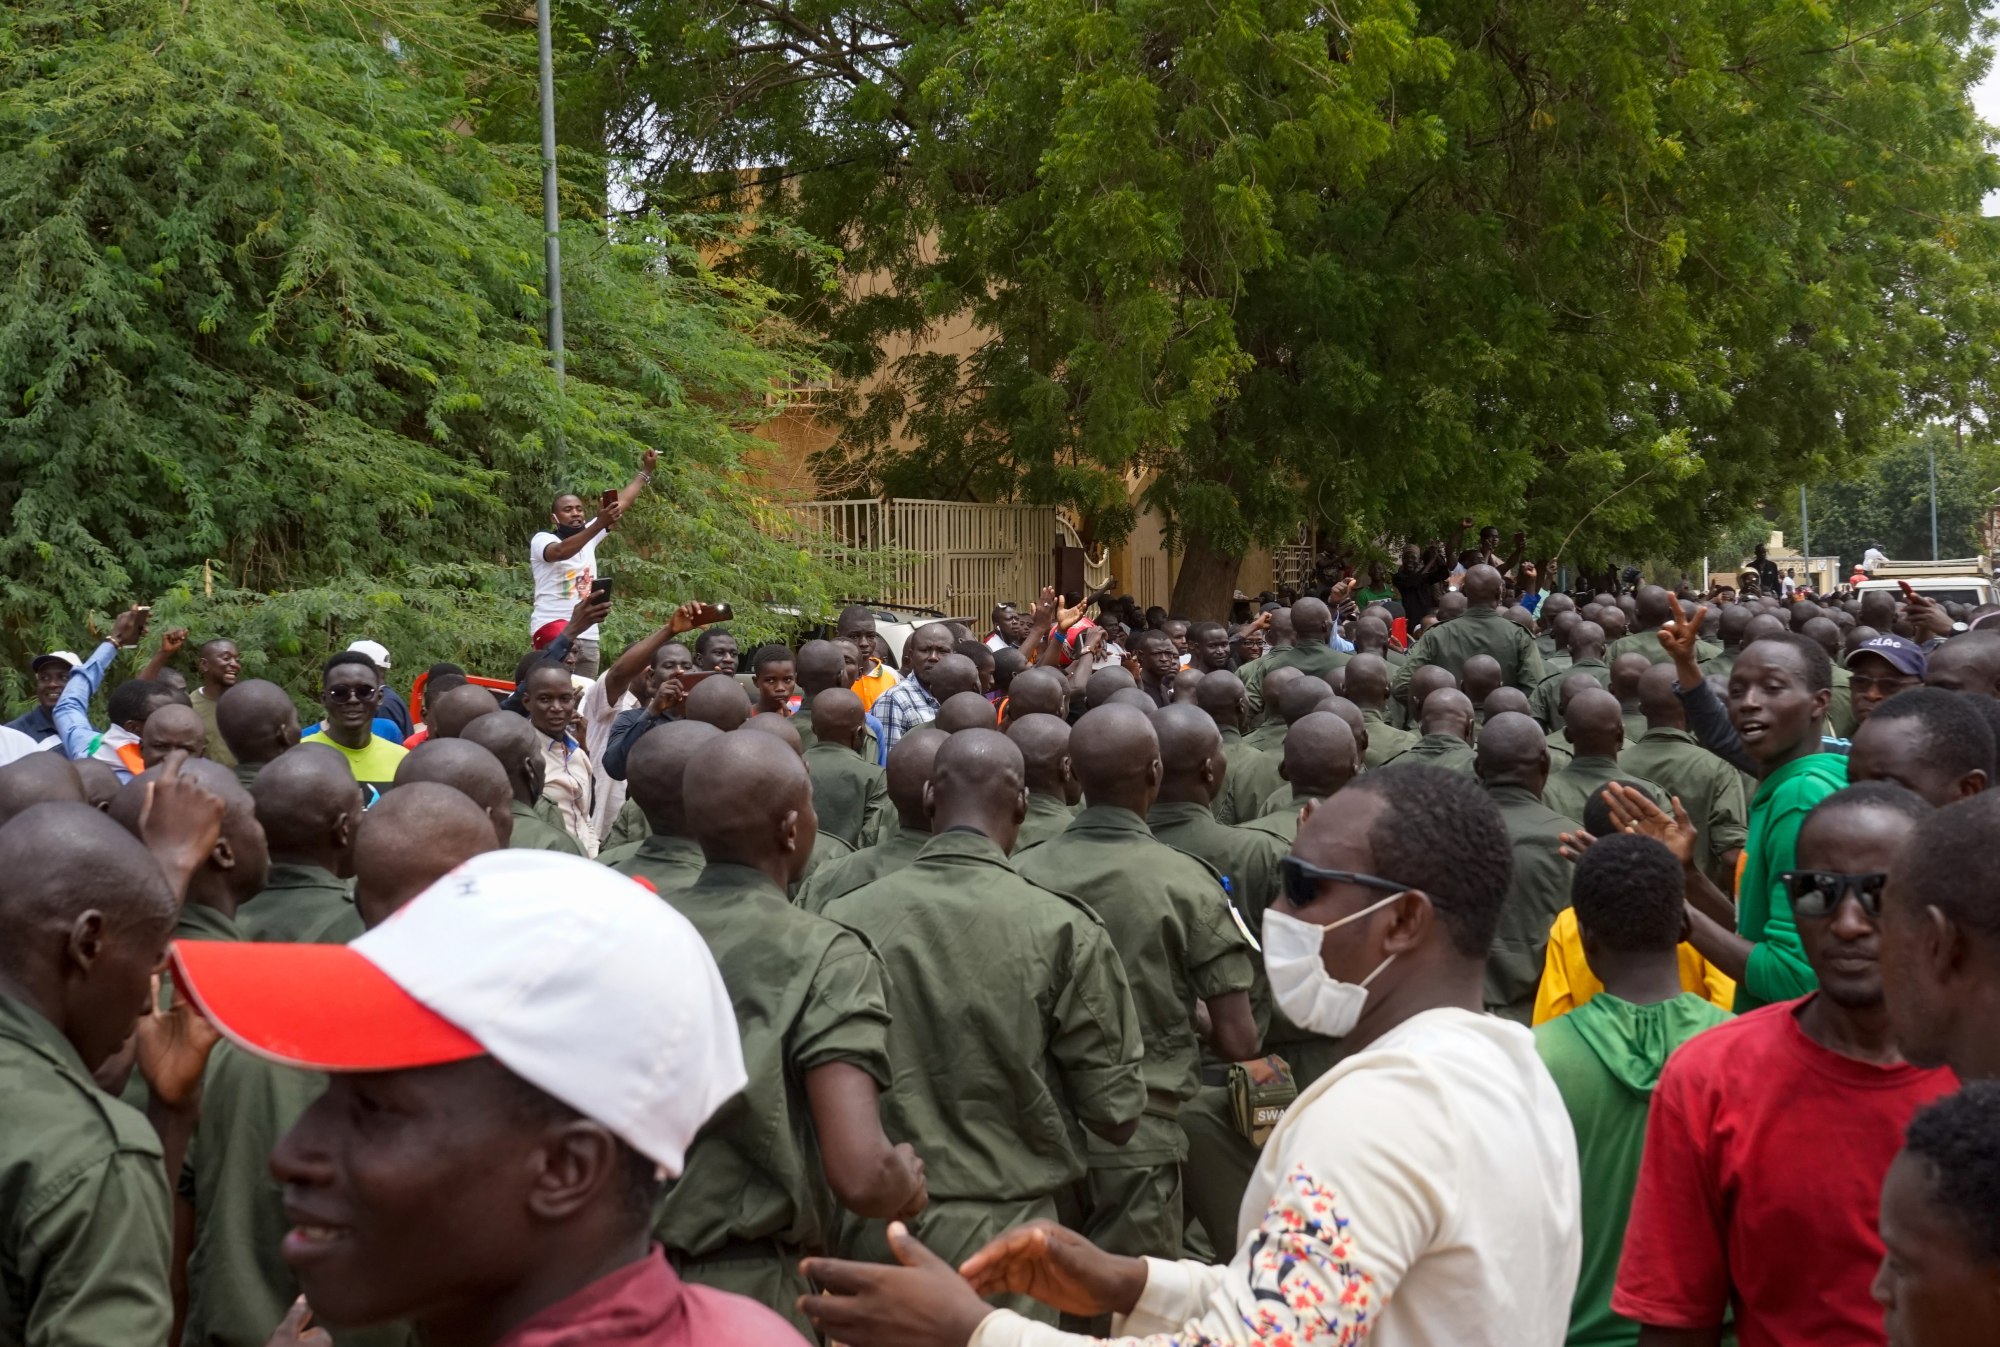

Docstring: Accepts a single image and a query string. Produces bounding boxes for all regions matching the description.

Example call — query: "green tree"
[1805,425,2000,572]
[0,0,847,709]
[608,0,2000,613]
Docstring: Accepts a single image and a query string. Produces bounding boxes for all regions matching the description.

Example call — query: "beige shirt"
[538,728,599,857]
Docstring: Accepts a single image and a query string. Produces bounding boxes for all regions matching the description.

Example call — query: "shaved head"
[936,691,999,734]
[1259,666,1305,715]
[1279,676,1335,725]
[625,720,723,837]
[1484,687,1531,721]
[1282,712,1359,799]
[1637,662,1685,727]
[1004,667,1068,723]
[352,783,500,929]
[1069,704,1163,812]
[429,683,501,740]
[462,711,543,805]
[1007,714,1076,802]
[685,730,816,881]
[885,727,948,831]
[795,639,848,696]
[684,677,751,731]
[1609,653,1652,700]
[139,703,207,768]
[809,688,867,752]
[1409,664,1458,719]
[1566,688,1626,757]
[1195,670,1248,729]
[251,743,364,861]
[1461,655,1503,705]
[928,654,983,702]
[1420,688,1476,741]
[925,729,1029,849]
[111,758,268,911]
[1084,666,1138,710]
[394,739,515,847]
[0,754,85,827]
[1462,565,1503,607]
[72,760,120,813]
[1569,621,1607,661]
[215,679,302,766]
[742,713,804,756]
[1342,654,1391,710]
[1476,712,1552,792]
[1154,704,1225,806]
[1291,597,1333,642]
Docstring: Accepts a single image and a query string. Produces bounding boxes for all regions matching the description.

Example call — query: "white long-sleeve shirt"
[973,1007,1581,1347]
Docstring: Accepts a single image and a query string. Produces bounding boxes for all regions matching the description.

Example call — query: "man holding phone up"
[530,449,658,678]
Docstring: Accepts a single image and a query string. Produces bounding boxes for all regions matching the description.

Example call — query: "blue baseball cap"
[1849,634,1926,678]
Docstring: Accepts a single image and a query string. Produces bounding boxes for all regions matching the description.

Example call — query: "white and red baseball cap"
[171,851,744,1176]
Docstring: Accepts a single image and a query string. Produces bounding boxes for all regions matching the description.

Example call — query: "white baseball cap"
[31,650,82,674]
[346,639,393,670]
[169,851,745,1175]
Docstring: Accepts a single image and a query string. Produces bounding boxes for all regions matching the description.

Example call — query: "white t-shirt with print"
[972,1007,1582,1347]
[530,525,604,641]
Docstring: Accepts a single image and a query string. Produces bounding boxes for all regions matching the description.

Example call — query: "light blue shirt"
[53,640,118,764]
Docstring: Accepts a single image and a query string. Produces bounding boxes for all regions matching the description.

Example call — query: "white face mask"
[1262,893,1403,1039]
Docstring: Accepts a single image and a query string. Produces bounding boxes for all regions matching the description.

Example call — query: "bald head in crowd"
[685,730,817,884]
[795,640,849,697]
[1153,704,1226,806]
[1194,669,1249,732]
[936,691,998,734]
[139,703,207,769]
[1070,704,1163,813]
[1462,565,1504,608]
[351,782,501,929]
[1926,631,2000,699]
[684,676,751,732]
[428,682,501,740]
[462,711,544,806]
[1290,598,1334,644]
[1484,687,1532,721]
[216,679,302,767]
[1476,711,1552,793]
[252,744,364,872]
[810,688,869,753]
[885,727,948,832]
[625,720,724,837]
[1342,654,1392,711]
[1421,688,1476,742]
[1461,655,1503,709]
[1084,666,1138,710]
[111,758,268,919]
[1258,665,1305,717]
[0,803,179,1068]
[73,760,120,813]
[925,730,1029,850]
[1004,667,1068,723]
[394,739,516,847]
[1282,712,1360,800]
[1409,665,1459,720]
[0,754,84,827]
[743,713,804,756]
[1566,688,1626,757]
[928,654,983,703]
[1008,714,1077,805]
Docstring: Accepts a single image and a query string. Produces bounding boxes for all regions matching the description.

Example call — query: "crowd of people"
[2,490,1999,1347]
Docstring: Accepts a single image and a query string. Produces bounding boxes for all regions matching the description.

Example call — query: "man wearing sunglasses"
[793,765,1584,1347]
[300,651,407,795]
[1616,783,1957,1347]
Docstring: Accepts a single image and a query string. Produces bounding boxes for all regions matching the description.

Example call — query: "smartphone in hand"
[590,577,614,601]
[690,601,733,625]
[600,489,619,511]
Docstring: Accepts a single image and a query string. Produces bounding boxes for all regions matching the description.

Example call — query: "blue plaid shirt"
[874,677,941,753]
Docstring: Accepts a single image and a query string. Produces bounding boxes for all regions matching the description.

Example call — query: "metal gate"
[787,499,1059,618]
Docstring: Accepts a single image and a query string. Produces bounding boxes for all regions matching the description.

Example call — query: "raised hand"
[159,628,189,658]
[798,1222,995,1347]
[958,1219,1148,1318]
[665,600,704,636]
[1657,594,1708,683]
[263,1298,332,1346]
[598,498,625,530]
[567,591,612,634]
[135,980,222,1113]
[139,751,226,903]
[1603,785,1697,869]
[110,604,153,649]
[640,447,660,475]
[649,672,689,717]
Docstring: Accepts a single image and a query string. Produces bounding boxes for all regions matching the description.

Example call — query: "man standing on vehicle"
[529,448,657,679]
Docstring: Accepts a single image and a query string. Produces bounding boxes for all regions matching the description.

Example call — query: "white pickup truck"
[1854,558,1994,608]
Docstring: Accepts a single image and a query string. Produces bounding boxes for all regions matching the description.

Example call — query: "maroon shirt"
[495,1247,808,1347]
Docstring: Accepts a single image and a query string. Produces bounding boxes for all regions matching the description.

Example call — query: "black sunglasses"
[1279,857,1413,907]
[1780,870,1887,918]
[323,685,383,704]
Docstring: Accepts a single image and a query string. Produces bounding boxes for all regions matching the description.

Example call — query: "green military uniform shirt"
[1529,656,1610,731]
[1014,807,1256,1166]
[822,831,1146,1201]
[1239,793,1324,848]
[795,709,881,765]
[1828,665,1857,739]
[1620,727,1750,883]
[1393,606,1546,697]
[1382,733,1477,775]
[609,832,707,893]
[239,862,363,944]
[1360,708,1417,769]
[802,740,891,848]
[1604,630,1675,667]
[174,901,240,943]
[230,762,261,792]
[1240,719,1288,756]
[794,830,853,901]
[1700,645,1741,680]
[1147,800,1287,1038]
[1013,792,1077,853]
[509,799,585,855]
[1213,727,1285,826]
[656,863,894,1257]
[0,995,171,1347]
[191,688,237,767]
[1541,755,1669,827]
[601,798,651,855]
[1482,783,1580,1022]
[796,822,931,914]
[1240,640,1350,720]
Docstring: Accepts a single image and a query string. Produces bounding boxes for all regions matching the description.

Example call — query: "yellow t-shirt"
[1531,906,1737,1025]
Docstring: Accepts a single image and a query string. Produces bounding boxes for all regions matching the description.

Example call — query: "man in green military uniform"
[1531,621,1610,731]
[1474,713,1581,1022]
[0,798,220,1347]
[1352,612,1406,669]
[242,744,368,941]
[1240,666,1303,752]
[797,727,944,912]
[1006,713,1080,852]
[822,731,1145,1323]
[793,639,881,762]
[1196,672,1284,825]
[1604,586,1680,666]
[1609,653,1653,744]
[656,730,924,1335]
[1250,712,1363,831]
[1542,689,1670,824]
[1382,688,1478,775]
[1014,705,1259,1267]
[1240,596,1351,718]
[801,688,890,847]
[609,719,719,887]
[179,785,494,1347]
[214,678,302,791]
[110,758,267,945]
[463,712,586,856]
[393,737,518,851]
[1701,604,1752,679]
[1620,663,1748,888]
[1342,653,1418,768]
[1394,565,1545,697]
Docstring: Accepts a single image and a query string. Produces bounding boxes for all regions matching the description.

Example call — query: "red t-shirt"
[1612,997,1956,1346]
[495,1245,806,1346]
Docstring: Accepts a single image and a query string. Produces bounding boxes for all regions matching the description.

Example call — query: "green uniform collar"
[175,901,241,942]
[259,861,347,891]
[1566,754,1622,774]
[1413,733,1473,753]
[802,738,865,763]
[914,829,1016,869]
[637,833,705,864]
[1484,782,1548,810]
[0,992,90,1081]
[1026,791,1073,817]
[688,861,790,902]
[1146,800,1217,829]
[1067,804,1153,836]
[1637,726,1699,747]
[1218,726,1243,745]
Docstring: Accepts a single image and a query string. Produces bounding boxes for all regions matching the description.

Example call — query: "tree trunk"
[1169,533,1245,620]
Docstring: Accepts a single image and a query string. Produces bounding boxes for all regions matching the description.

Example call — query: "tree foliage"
[1805,424,2000,570]
[605,0,2000,610]
[0,0,849,708]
